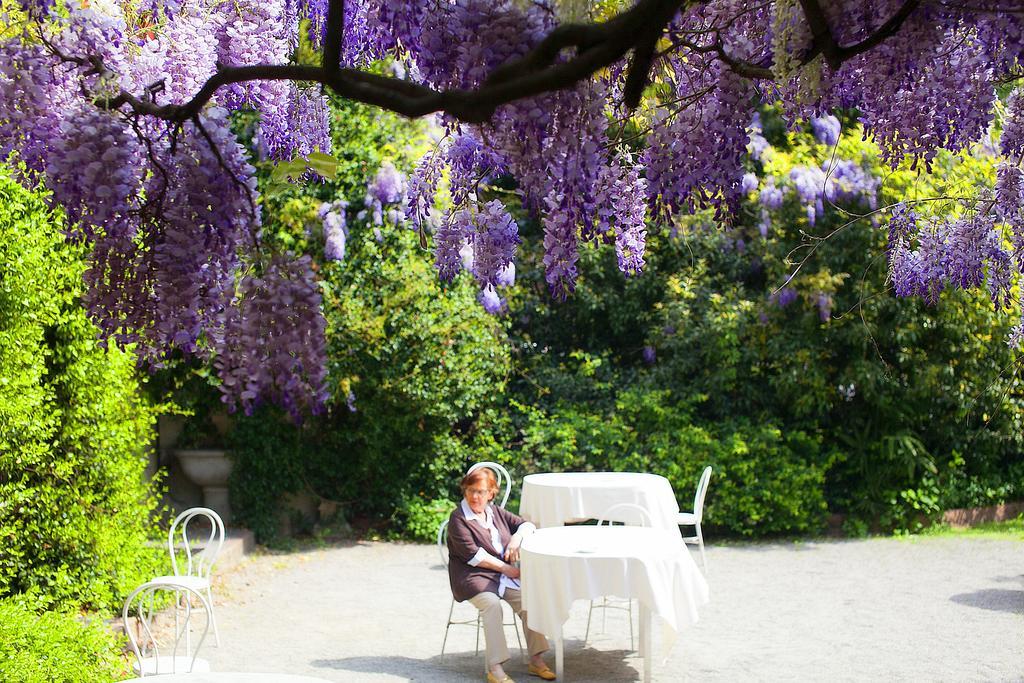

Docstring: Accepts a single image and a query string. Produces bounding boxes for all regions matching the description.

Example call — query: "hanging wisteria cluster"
[3,0,1024,415]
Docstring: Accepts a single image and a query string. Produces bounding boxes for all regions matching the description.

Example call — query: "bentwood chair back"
[123,580,212,677]
[597,502,654,528]
[677,466,713,575]
[168,507,225,581]
[150,507,225,645]
[586,502,655,649]
[466,461,513,508]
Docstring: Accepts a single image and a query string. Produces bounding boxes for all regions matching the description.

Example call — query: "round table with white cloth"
[120,674,333,682]
[519,471,682,533]
[520,525,710,682]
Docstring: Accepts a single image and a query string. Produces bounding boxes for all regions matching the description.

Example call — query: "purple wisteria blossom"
[368,160,407,205]
[496,262,516,288]
[759,179,784,210]
[770,288,798,308]
[469,200,519,289]
[642,345,657,364]
[815,293,833,321]
[13,0,1024,413]
[889,212,1012,308]
[434,207,472,282]
[318,200,348,262]
[747,112,769,161]
[478,285,505,315]
[810,114,841,147]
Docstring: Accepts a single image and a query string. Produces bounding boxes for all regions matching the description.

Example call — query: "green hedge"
[513,390,830,536]
[0,596,126,683]
[0,167,165,610]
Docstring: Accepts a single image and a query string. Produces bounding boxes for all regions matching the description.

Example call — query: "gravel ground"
[195,535,1023,682]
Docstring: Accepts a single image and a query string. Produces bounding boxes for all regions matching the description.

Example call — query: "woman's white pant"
[468,588,549,666]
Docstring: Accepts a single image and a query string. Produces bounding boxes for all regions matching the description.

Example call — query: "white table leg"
[639,603,652,683]
[555,623,564,681]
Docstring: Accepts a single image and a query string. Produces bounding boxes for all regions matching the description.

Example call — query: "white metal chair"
[123,580,212,677]
[677,466,713,575]
[150,507,225,646]
[438,518,524,662]
[466,461,513,507]
[584,503,654,649]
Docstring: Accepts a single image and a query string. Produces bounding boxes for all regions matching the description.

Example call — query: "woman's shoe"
[486,672,515,683]
[528,662,557,680]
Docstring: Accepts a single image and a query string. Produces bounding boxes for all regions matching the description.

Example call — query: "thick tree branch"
[673,36,775,79]
[323,0,344,74]
[799,0,921,70]
[622,21,663,108]
[96,0,924,128]
[103,0,689,125]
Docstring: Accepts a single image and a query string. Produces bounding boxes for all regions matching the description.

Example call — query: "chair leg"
[183,592,193,668]
[475,613,481,657]
[628,599,635,651]
[697,524,708,576]
[441,599,456,659]
[510,609,525,664]
[601,596,607,632]
[584,599,595,644]
[206,586,220,647]
[173,590,181,656]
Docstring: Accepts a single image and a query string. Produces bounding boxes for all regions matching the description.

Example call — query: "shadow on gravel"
[949,588,1024,613]
[992,574,1024,583]
[312,646,640,681]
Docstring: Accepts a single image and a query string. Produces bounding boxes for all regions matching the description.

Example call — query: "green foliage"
[500,110,1024,536]
[231,100,1022,541]
[0,596,126,683]
[228,100,510,543]
[227,408,306,542]
[918,512,1024,539]
[228,224,512,542]
[510,390,829,535]
[394,496,455,542]
[0,167,165,610]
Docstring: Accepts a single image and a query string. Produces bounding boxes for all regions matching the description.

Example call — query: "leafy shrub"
[227,223,511,543]
[0,168,164,610]
[503,109,1024,535]
[227,97,510,543]
[394,497,456,542]
[0,595,126,682]
[232,99,1022,541]
[227,408,306,542]
[514,391,829,536]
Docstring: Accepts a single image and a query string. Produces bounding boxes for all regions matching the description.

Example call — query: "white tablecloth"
[520,525,709,639]
[519,472,681,533]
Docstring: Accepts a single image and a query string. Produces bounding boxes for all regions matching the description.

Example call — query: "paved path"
[199,536,1023,681]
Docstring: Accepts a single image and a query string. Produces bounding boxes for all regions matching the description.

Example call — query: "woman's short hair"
[460,467,499,494]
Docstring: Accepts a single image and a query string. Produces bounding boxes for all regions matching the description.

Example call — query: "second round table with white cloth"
[519,471,682,533]
[520,525,710,681]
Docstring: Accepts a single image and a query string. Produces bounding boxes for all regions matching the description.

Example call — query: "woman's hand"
[503,537,522,564]
[502,563,521,580]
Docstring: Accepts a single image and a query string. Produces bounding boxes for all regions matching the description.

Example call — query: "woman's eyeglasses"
[466,488,493,497]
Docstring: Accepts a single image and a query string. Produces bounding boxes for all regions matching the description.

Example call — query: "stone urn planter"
[174,449,233,525]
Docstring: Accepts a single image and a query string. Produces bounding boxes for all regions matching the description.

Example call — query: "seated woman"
[447,467,556,683]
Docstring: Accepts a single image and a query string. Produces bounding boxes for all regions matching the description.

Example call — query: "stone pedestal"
[174,449,234,525]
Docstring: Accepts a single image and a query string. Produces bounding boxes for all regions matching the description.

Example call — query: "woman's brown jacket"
[446,504,527,602]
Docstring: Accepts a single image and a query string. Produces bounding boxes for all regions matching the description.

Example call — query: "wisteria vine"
[3,0,1024,415]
